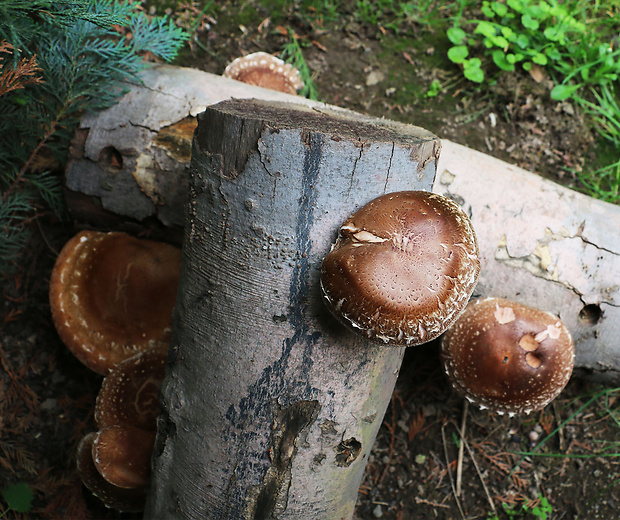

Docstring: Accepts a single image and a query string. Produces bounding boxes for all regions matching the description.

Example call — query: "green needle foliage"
[0,0,188,275]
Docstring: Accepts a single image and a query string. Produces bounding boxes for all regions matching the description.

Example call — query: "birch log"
[435,142,620,381]
[64,64,620,381]
[144,98,441,519]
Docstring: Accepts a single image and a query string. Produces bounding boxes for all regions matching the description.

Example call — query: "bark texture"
[145,99,440,519]
[64,64,325,239]
[435,141,620,381]
[65,65,620,381]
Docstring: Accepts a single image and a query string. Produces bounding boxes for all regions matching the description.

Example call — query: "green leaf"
[545,47,562,61]
[464,59,484,83]
[567,18,586,33]
[501,26,516,42]
[506,53,522,64]
[526,2,550,20]
[490,35,509,49]
[425,79,442,98]
[492,2,508,17]
[448,45,469,64]
[492,50,515,71]
[532,52,548,65]
[507,0,525,13]
[474,20,497,39]
[551,83,582,101]
[544,26,565,43]
[1,483,34,513]
[521,14,539,31]
[481,1,495,18]
[447,27,466,45]
[515,33,529,49]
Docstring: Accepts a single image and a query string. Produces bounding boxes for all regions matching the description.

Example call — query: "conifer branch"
[1,119,58,204]
[0,41,44,97]
[0,1,189,275]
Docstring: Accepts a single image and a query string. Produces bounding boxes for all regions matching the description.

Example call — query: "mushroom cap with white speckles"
[223,51,304,95]
[49,231,180,374]
[320,191,480,346]
[440,297,575,414]
[92,424,155,489]
[95,346,167,431]
[76,431,147,511]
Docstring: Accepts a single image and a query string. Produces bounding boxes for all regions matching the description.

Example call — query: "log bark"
[64,64,326,241]
[435,142,620,381]
[144,99,441,519]
[65,64,620,382]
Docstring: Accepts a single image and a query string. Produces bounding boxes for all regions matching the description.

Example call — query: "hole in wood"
[99,146,123,171]
[335,437,362,467]
[579,304,602,325]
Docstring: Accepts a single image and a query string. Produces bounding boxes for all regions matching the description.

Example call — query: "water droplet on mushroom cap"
[440,297,575,414]
[320,191,480,345]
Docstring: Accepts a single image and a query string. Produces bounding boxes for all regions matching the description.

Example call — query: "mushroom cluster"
[321,191,480,345]
[441,297,574,415]
[77,347,167,511]
[49,231,180,510]
[320,191,575,414]
[223,51,304,95]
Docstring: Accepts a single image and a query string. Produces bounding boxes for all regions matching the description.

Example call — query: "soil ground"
[1,2,619,519]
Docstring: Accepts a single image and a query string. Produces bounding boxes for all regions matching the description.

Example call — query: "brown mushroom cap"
[95,346,167,431]
[320,191,480,345]
[76,432,147,512]
[222,51,304,95]
[49,231,180,374]
[92,424,155,489]
[440,297,575,415]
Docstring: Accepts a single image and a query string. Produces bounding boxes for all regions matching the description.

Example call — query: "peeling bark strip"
[145,99,440,519]
[249,400,320,519]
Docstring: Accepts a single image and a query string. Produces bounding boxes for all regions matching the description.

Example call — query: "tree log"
[65,64,620,381]
[64,64,325,240]
[144,99,440,519]
[435,142,620,380]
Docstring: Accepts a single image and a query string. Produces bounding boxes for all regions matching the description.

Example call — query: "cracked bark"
[435,141,620,381]
[64,64,620,385]
[145,98,440,519]
[62,64,330,240]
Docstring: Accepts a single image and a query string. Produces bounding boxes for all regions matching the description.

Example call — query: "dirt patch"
[185,6,598,189]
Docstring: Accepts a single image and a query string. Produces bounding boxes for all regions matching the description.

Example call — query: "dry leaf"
[528,64,546,83]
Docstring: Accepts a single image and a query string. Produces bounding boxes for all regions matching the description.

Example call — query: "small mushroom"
[320,191,480,345]
[92,424,155,489]
[76,347,166,511]
[440,297,575,415]
[222,51,304,95]
[95,346,167,431]
[49,230,181,374]
[76,432,147,512]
